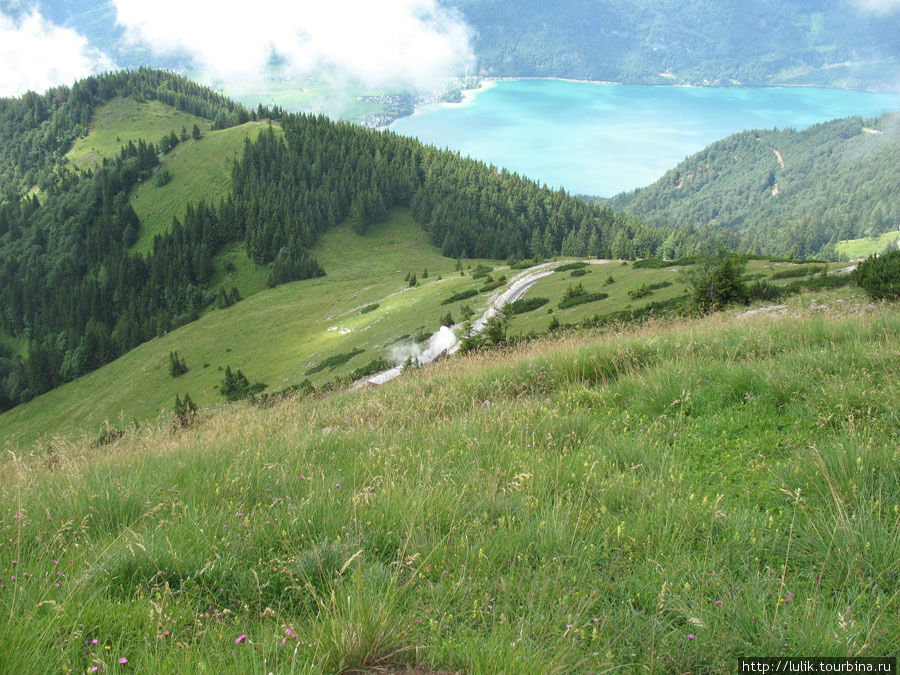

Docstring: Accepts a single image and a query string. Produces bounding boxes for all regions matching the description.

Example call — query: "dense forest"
[446,0,900,91]
[0,70,727,413]
[608,113,900,258]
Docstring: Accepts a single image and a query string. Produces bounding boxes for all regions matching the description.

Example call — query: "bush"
[471,264,493,279]
[441,289,478,305]
[628,284,653,299]
[688,254,747,310]
[219,366,266,401]
[505,297,549,314]
[555,262,588,272]
[173,393,197,429]
[168,350,188,377]
[361,303,379,314]
[153,165,172,187]
[856,250,900,299]
[770,265,827,280]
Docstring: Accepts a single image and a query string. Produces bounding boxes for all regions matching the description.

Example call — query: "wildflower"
[334,483,341,488]
[715,600,722,606]
[119,657,128,664]
[687,634,695,640]
[91,668,99,673]
[235,634,247,644]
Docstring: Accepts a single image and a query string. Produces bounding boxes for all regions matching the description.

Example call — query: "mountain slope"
[608,112,900,258]
[2,289,897,671]
[448,0,900,91]
[3,70,708,417]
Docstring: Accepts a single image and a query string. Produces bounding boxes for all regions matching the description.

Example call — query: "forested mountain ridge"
[0,67,256,200]
[608,112,900,259]
[446,0,900,91]
[1,70,718,414]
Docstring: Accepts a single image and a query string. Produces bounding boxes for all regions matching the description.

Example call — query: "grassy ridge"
[130,121,280,254]
[65,97,212,171]
[1,291,898,672]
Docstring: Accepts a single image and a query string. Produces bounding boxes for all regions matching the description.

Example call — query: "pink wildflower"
[235,634,247,644]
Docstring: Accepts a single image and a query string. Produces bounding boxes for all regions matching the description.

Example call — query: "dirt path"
[771,148,785,169]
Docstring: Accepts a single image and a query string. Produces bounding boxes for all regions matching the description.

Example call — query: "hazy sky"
[1,0,899,98]
[0,0,474,97]
[0,6,112,96]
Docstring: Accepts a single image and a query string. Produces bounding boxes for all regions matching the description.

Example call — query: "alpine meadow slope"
[1,289,898,672]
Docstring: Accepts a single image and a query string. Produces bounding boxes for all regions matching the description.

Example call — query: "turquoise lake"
[390,79,900,197]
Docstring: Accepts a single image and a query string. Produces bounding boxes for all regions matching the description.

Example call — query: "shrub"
[471,264,493,279]
[558,292,609,309]
[555,262,588,272]
[153,165,171,187]
[361,303,379,314]
[168,350,188,377]
[856,250,900,299]
[441,289,478,305]
[505,297,549,314]
[628,284,653,299]
[770,265,827,280]
[173,393,197,429]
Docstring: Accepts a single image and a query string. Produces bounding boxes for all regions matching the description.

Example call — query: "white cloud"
[0,7,115,97]
[113,0,473,90]
[852,0,900,13]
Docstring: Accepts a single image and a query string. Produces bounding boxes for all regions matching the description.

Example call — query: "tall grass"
[2,296,899,672]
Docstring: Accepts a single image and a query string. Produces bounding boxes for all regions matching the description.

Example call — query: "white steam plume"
[0,7,115,97]
[389,326,457,366]
[113,0,474,90]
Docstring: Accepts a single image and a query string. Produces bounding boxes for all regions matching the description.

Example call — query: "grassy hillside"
[609,113,900,259]
[1,289,897,672]
[0,210,490,447]
[65,96,213,171]
[130,121,279,253]
[0,237,847,450]
[836,230,900,260]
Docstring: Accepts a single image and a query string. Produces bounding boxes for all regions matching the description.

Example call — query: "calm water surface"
[390,80,900,196]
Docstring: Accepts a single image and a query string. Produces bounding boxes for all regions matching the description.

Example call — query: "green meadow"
[130,121,279,253]
[0,213,848,451]
[0,210,494,448]
[65,97,212,171]
[836,231,900,260]
[1,290,897,672]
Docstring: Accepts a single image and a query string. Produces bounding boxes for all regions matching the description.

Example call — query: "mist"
[0,6,114,97]
[113,0,474,92]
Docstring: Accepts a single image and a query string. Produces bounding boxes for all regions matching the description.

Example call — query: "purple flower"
[687,634,695,640]
[235,634,247,644]
[119,657,128,664]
